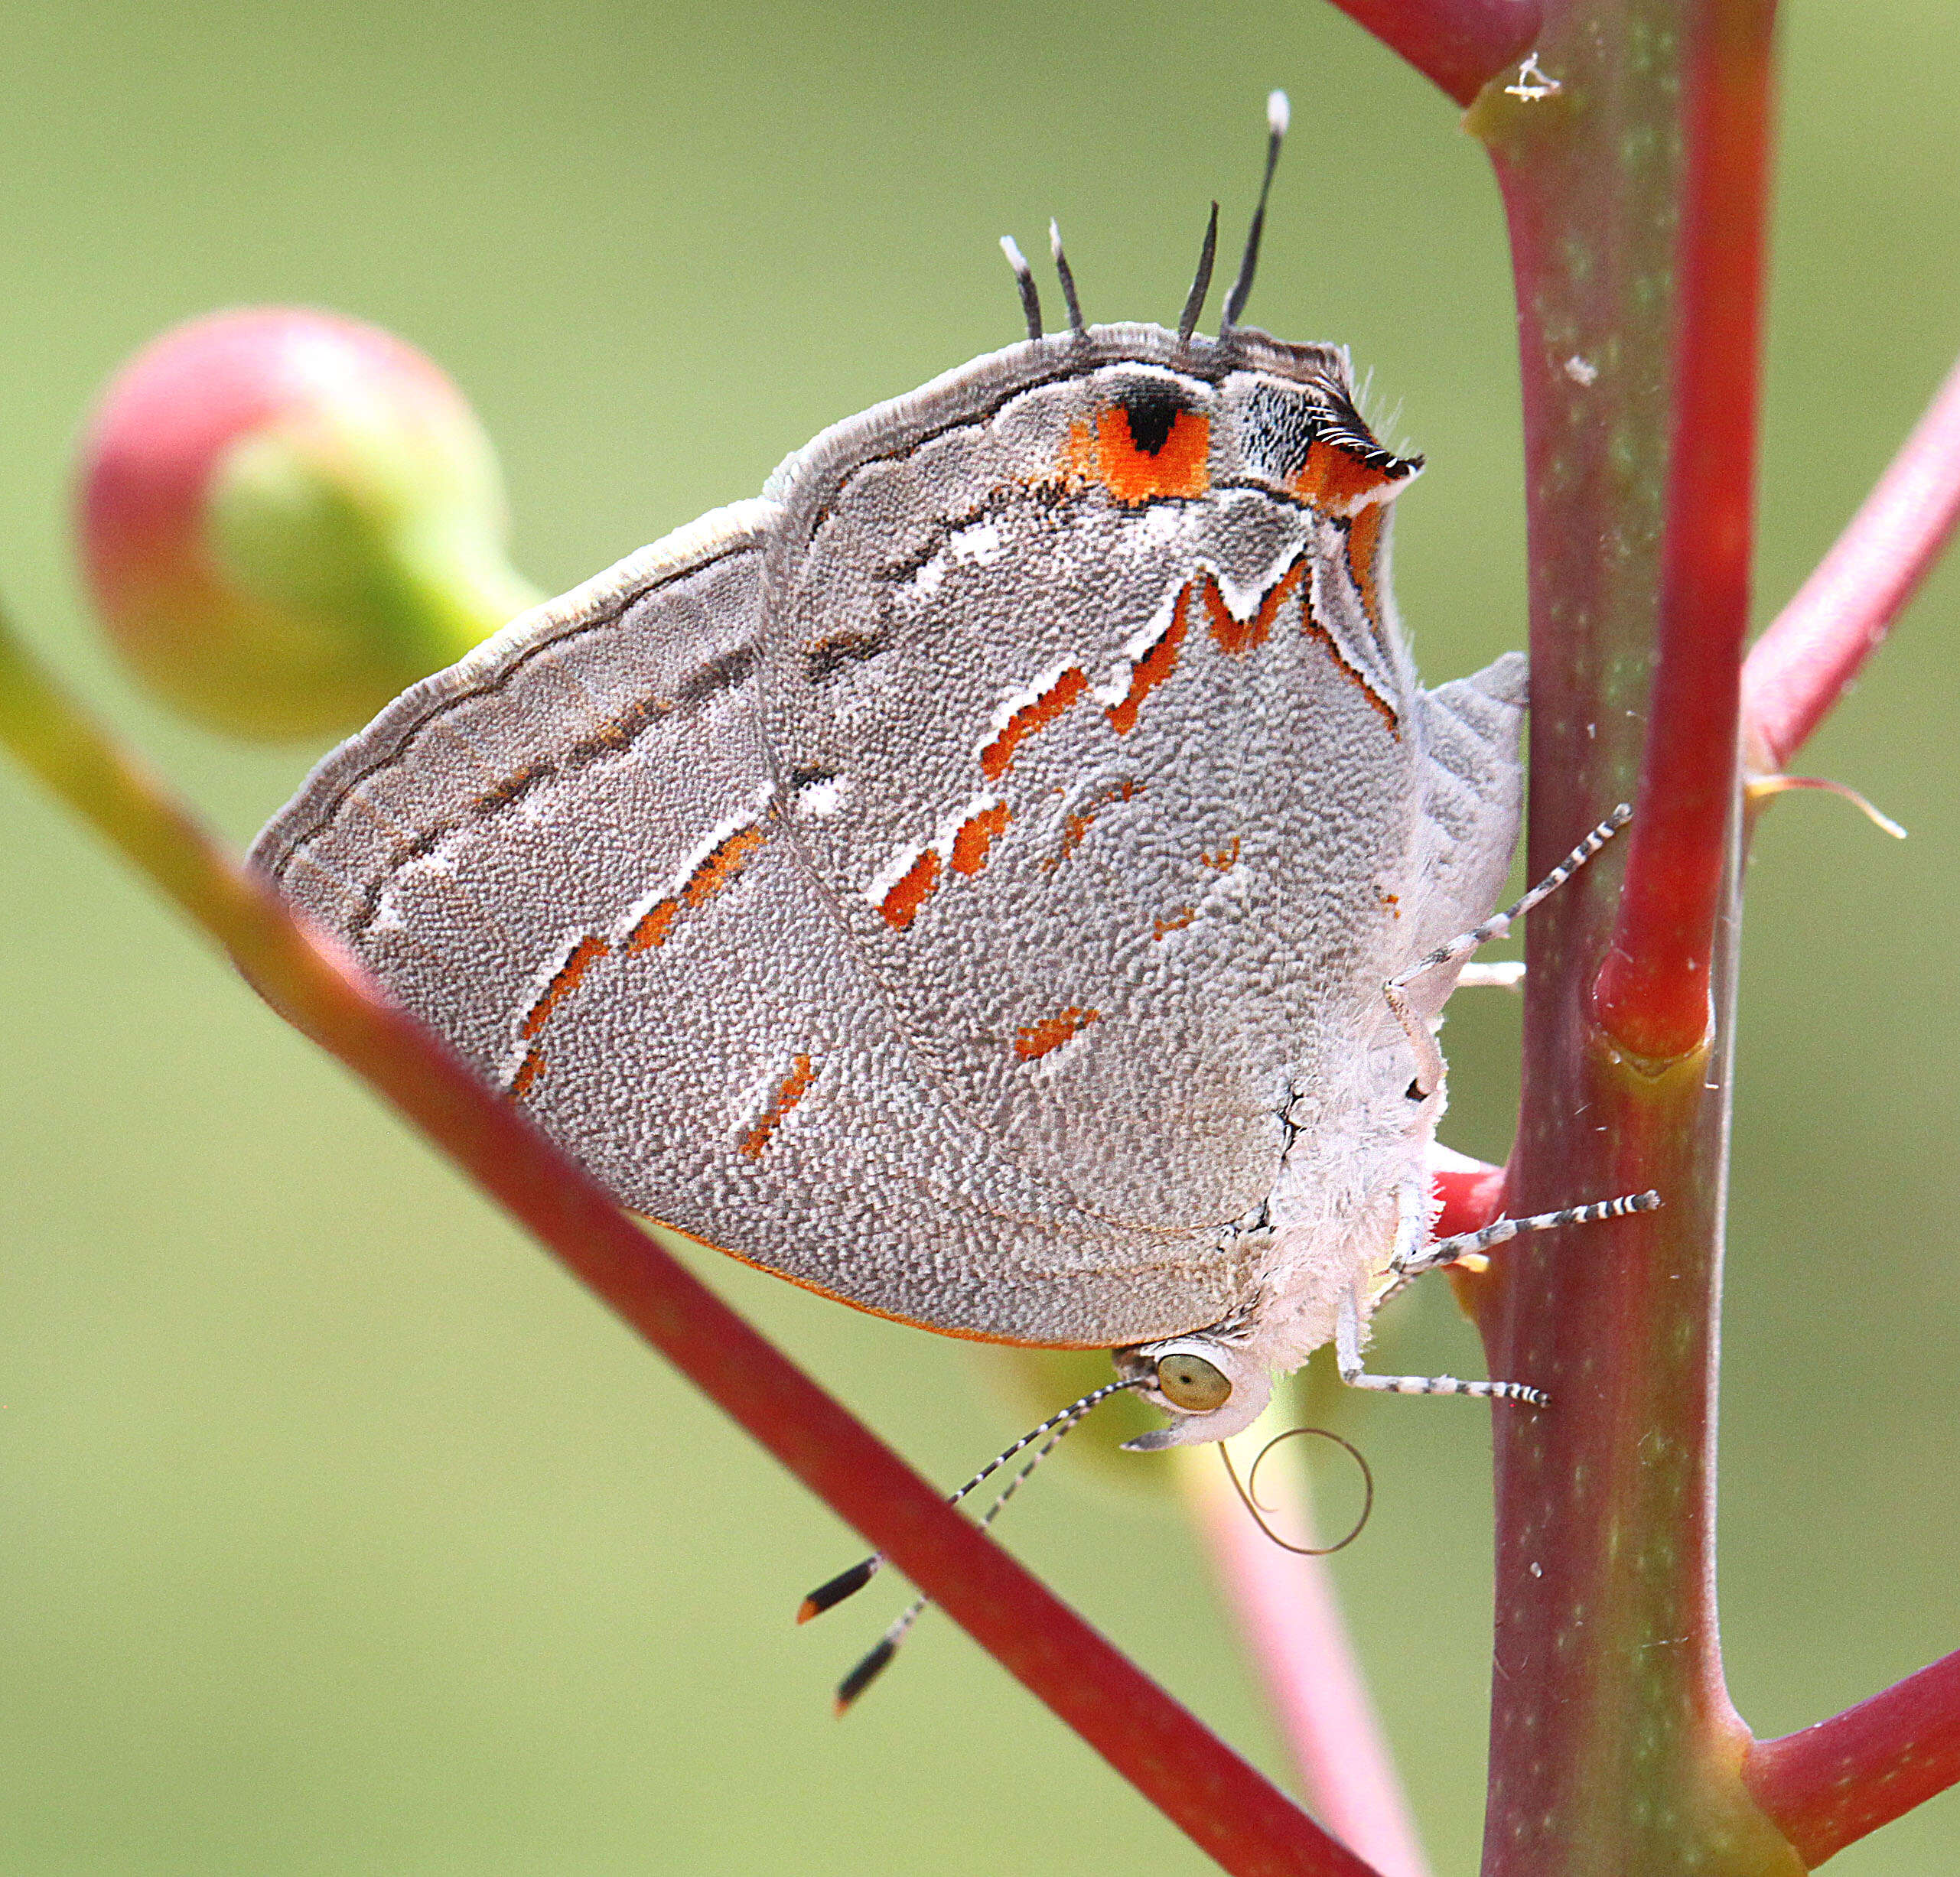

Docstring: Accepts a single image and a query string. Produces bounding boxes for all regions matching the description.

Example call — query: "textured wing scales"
[763,351,1421,1232]
[1401,652,1529,1009]
[251,500,1235,1349]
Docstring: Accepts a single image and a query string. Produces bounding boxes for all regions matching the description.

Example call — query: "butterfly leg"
[1396,1189,1661,1280]
[1453,960,1525,990]
[1397,802,1631,989]
[1335,1284,1546,1405]
[1382,802,1629,1100]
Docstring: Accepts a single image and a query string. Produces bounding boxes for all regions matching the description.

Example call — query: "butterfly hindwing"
[252,495,1240,1348]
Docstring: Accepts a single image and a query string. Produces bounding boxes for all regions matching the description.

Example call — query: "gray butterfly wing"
[761,327,1426,1236]
[1405,652,1530,1005]
[251,499,1239,1348]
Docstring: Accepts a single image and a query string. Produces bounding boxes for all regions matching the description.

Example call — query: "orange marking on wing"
[881,849,942,929]
[1042,779,1139,873]
[1059,418,1098,486]
[741,1052,816,1160]
[648,1212,1107,1349]
[682,822,767,908]
[1096,406,1211,506]
[625,898,679,952]
[1152,906,1196,940]
[519,933,612,1039]
[510,1046,546,1101]
[949,801,1011,876]
[1288,438,1397,513]
[1201,558,1307,657]
[1106,587,1191,734]
[619,819,769,958]
[1200,837,1241,871]
[1014,1005,1100,1060]
[1346,503,1387,634]
[980,667,1088,780]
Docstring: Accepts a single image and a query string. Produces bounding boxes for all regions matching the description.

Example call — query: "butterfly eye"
[1156,1352,1232,1413]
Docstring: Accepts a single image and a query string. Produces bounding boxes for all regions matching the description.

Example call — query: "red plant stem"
[1743,1648,1960,1866]
[0,619,1375,1877]
[1741,350,1960,771]
[1463,0,1804,1866]
[1182,1447,1431,1877]
[1320,0,1542,106]
[1590,0,1778,1062]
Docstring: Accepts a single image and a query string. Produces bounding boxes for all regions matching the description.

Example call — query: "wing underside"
[252,329,1525,1354]
[251,501,1239,1348]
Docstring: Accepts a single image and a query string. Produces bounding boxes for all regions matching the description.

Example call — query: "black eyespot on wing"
[1118,380,1190,457]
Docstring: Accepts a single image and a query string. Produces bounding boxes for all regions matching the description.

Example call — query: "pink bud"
[77,308,540,738]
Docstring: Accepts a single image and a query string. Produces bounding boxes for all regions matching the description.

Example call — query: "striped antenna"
[1221,89,1291,333]
[1178,201,1220,345]
[1049,219,1086,335]
[1000,235,1043,341]
[796,1379,1138,1626]
[830,1391,1118,1714]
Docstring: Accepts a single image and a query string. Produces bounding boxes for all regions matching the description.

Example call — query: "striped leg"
[1336,1288,1546,1405]
[1454,960,1526,990]
[1382,803,1630,1103]
[1396,803,1631,988]
[1398,1189,1662,1279]
[1349,1190,1662,1404]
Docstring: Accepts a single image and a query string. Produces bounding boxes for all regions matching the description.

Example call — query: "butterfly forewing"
[761,329,1421,1231]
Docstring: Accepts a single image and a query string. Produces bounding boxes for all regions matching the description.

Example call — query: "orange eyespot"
[1096,404,1211,506]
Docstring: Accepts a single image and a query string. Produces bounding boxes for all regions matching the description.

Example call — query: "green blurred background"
[2,2,1956,1870]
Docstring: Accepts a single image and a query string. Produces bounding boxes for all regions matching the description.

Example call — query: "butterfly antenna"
[1221,89,1291,333]
[796,1379,1138,1625]
[831,1391,1119,1714]
[1050,218,1086,336]
[1177,200,1220,346]
[1000,235,1043,342]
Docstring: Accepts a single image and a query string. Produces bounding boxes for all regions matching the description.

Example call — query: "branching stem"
[1742,350,1960,772]
[1743,1648,1960,1865]
[1320,0,1542,106]
[1590,0,1778,1062]
[0,612,1374,1877]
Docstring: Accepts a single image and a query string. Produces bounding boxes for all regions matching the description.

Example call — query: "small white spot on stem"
[1506,54,1561,101]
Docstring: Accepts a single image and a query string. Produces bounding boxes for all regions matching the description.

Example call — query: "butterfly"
[252,93,1648,1477]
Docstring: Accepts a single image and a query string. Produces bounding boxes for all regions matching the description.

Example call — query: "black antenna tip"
[797,1555,881,1625]
[833,1637,898,1716]
[1050,218,1086,337]
[1222,89,1291,333]
[1177,201,1220,346]
[1000,236,1043,343]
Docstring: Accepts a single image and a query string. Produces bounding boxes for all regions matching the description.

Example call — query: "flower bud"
[77,308,540,738]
